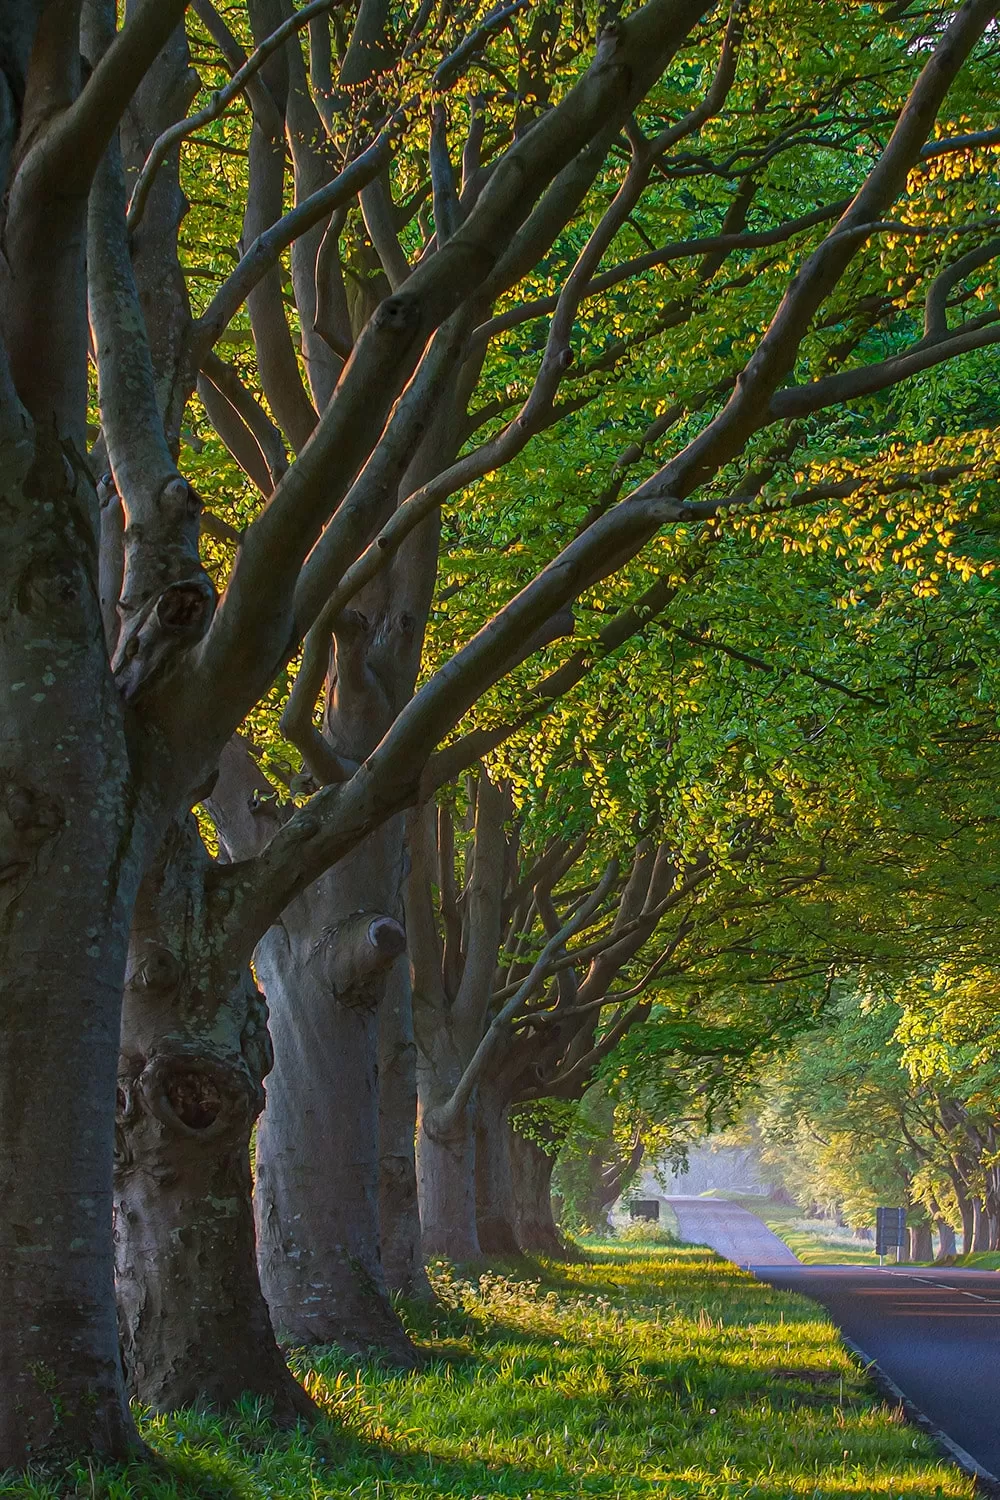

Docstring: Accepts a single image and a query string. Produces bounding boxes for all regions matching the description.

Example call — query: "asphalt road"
[667,1195,1000,1477]
[668,1194,800,1265]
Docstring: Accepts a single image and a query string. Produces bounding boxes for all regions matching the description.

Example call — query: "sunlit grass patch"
[2,1246,972,1499]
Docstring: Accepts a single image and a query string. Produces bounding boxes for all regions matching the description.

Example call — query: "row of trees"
[2,0,999,1470]
[752,969,1000,1260]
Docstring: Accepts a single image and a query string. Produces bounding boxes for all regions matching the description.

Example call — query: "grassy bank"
[4,1247,971,1499]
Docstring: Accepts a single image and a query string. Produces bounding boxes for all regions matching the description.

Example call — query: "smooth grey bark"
[934,1219,957,1259]
[253,823,414,1360]
[509,1128,565,1257]
[971,1197,991,1252]
[378,962,429,1296]
[908,1222,933,1263]
[416,1103,481,1262]
[115,817,314,1419]
[475,1084,521,1256]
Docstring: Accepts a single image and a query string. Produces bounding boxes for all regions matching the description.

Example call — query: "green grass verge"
[950,1251,1000,1270]
[3,1247,971,1499]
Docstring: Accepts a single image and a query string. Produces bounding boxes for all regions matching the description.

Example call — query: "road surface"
[669,1195,1000,1478]
[668,1194,800,1265]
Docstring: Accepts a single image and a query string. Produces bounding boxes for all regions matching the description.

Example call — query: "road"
[668,1195,1000,1477]
[668,1194,800,1265]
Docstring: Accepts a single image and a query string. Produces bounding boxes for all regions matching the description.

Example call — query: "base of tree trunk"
[908,1222,933,1262]
[116,1132,315,1421]
[971,1198,991,1252]
[476,1094,522,1256]
[510,1130,567,1258]
[934,1219,957,1259]
[255,895,417,1366]
[417,1115,481,1260]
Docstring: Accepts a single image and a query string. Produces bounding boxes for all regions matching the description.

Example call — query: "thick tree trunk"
[476,1087,521,1256]
[971,1197,991,1252]
[379,963,429,1296]
[510,1130,565,1257]
[417,1105,481,1261]
[254,835,415,1362]
[908,1222,933,1262]
[115,819,312,1420]
[934,1219,957,1259]
[955,1184,975,1253]
[0,451,142,1465]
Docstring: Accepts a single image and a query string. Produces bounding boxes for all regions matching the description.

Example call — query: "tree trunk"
[379,963,429,1296]
[908,1222,933,1262]
[971,1197,991,1252]
[416,1104,481,1261]
[510,1130,565,1257]
[476,1086,521,1256]
[254,836,415,1362]
[955,1184,975,1254]
[115,819,312,1420]
[0,449,142,1465]
[934,1219,957,1259]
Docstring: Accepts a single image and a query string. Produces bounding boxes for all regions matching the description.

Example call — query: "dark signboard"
[630,1199,660,1222]
[875,1206,907,1256]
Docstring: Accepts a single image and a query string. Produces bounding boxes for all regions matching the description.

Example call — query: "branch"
[128,0,335,232]
[188,0,714,739]
[472,197,852,348]
[924,233,1000,339]
[531,998,653,1100]
[44,0,191,192]
[430,101,461,242]
[190,122,399,361]
[629,0,998,503]
[432,1,531,92]
[423,862,618,1140]
[87,80,212,698]
[420,565,695,796]
[772,313,1000,420]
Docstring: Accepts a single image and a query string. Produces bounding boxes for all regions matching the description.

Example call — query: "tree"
[3,0,999,1465]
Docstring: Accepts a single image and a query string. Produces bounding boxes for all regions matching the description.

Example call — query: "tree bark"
[254,830,415,1361]
[971,1197,991,1252]
[476,1085,521,1256]
[416,1103,481,1261]
[114,818,313,1420]
[379,962,429,1296]
[510,1129,565,1257]
[908,1222,933,1262]
[955,1183,975,1254]
[934,1219,957,1259]
[0,443,142,1466]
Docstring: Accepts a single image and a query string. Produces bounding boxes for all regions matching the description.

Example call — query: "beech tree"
[2,0,999,1468]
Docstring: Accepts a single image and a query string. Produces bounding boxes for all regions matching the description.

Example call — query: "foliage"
[2,1249,972,1499]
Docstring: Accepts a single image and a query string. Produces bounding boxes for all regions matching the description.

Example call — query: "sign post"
[875,1206,907,1265]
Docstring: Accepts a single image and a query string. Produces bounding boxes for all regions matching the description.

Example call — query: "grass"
[2,1246,972,1499]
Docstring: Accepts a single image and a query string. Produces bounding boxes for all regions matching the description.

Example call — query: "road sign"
[876,1206,907,1257]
